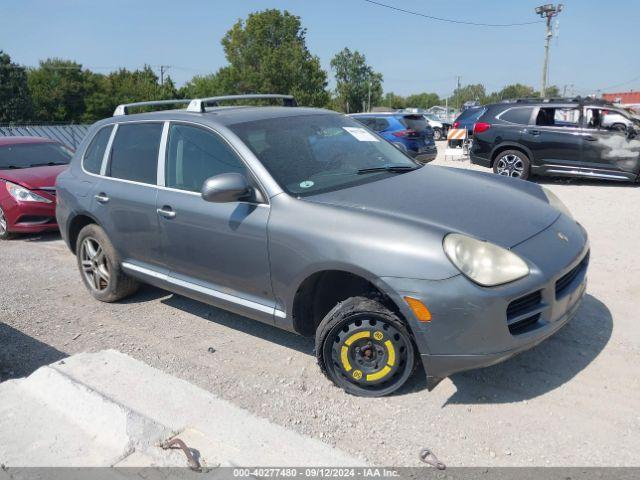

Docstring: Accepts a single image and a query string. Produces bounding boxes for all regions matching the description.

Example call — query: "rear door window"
[499,107,534,125]
[536,108,580,128]
[107,123,163,184]
[83,126,113,174]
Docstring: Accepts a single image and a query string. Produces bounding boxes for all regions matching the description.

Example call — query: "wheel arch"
[66,212,102,253]
[290,267,409,337]
[489,142,534,167]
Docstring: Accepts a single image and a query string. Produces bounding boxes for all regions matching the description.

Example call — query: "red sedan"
[0,137,73,240]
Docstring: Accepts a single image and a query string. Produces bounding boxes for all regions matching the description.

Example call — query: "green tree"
[379,92,406,110]
[486,83,536,103]
[0,51,32,122]
[83,66,178,121]
[449,83,486,110]
[27,58,87,122]
[405,92,441,109]
[210,9,329,107]
[330,48,383,113]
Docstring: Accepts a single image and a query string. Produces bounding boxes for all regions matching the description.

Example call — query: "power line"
[362,0,544,27]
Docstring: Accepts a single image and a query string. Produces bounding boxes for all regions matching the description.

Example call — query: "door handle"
[584,135,598,141]
[157,206,176,219]
[527,129,541,136]
[94,193,109,203]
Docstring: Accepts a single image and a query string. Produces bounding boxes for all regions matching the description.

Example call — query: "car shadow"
[443,294,612,405]
[0,323,68,382]
[10,231,62,243]
[160,292,315,355]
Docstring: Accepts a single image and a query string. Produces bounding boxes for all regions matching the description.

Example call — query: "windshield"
[0,142,72,170]
[229,113,419,197]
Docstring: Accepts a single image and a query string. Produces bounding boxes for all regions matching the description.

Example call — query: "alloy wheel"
[496,154,525,177]
[80,237,110,292]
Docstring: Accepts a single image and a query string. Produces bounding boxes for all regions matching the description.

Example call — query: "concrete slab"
[0,350,365,467]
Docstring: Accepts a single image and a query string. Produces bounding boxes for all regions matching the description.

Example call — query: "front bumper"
[410,145,438,164]
[1,195,58,233]
[381,214,589,388]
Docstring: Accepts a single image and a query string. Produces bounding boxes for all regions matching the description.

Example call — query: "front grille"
[507,290,543,335]
[508,313,541,335]
[556,252,590,298]
[16,215,55,225]
[507,290,542,319]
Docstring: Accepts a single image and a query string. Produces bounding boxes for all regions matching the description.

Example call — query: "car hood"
[0,165,67,190]
[305,166,559,249]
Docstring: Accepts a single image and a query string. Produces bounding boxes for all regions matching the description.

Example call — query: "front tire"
[76,224,139,302]
[0,206,14,240]
[493,149,531,180]
[316,297,416,397]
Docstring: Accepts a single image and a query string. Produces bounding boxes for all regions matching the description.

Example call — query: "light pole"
[535,4,563,98]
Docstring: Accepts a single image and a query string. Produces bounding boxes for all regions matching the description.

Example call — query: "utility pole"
[367,79,372,112]
[159,65,171,87]
[455,75,461,111]
[535,4,563,98]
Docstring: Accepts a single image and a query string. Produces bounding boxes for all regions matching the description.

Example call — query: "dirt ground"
[1,149,639,467]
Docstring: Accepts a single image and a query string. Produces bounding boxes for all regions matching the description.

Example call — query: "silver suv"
[56,94,589,396]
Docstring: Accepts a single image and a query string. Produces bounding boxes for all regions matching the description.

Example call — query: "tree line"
[0,8,559,124]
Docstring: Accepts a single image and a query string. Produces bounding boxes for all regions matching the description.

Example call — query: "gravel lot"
[1,149,639,467]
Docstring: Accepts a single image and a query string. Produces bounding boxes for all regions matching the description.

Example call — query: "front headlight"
[443,233,529,287]
[542,187,573,219]
[5,181,52,203]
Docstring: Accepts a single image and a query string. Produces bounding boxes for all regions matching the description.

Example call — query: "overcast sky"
[2,0,639,97]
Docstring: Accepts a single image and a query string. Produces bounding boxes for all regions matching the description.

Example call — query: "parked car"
[470,98,640,181]
[349,112,437,163]
[451,106,486,137]
[0,136,72,239]
[601,109,635,132]
[423,114,451,141]
[57,94,589,397]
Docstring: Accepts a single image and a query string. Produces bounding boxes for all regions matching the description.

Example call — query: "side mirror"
[201,173,252,203]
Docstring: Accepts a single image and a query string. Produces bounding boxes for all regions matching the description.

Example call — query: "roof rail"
[511,96,615,106]
[113,99,192,116]
[186,94,297,113]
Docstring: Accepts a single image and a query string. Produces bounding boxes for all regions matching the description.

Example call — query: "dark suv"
[470,98,640,181]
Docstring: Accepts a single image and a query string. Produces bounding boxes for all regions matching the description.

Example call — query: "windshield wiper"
[357,165,419,175]
[1,165,23,170]
[30,162,67,167]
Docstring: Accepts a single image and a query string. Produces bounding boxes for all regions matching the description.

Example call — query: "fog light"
[404,296,432,322]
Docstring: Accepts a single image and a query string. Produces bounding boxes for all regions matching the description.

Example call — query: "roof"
[349,112,419,117]
[602,91,640,105]
[94,106,335,130]
[0,136,57,146]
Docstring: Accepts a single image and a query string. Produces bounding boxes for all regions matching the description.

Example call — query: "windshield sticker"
[299,180,315,189]
[343,127,380,142]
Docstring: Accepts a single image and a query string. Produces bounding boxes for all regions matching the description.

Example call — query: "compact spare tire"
[316,296,416,397]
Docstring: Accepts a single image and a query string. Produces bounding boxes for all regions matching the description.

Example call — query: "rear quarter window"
[83,126,113,174]
[498,107,534,125]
